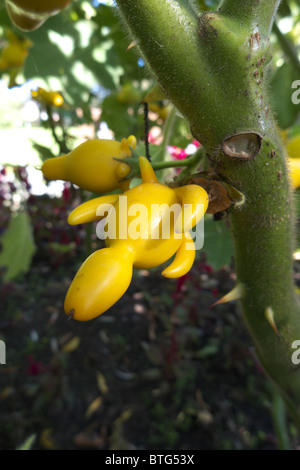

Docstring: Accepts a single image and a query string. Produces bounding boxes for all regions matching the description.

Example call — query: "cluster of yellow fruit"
[41,137,209,321]
[2,0,300,324]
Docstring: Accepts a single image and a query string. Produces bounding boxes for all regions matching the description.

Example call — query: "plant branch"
[153,146,204,172]
[46,105,69,155]
[218,0,281,35]
[115,0,300,425]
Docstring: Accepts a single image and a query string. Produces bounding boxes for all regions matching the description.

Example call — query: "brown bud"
[188,177,232,214]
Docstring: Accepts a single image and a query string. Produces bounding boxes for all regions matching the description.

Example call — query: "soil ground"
[1,245,296,451]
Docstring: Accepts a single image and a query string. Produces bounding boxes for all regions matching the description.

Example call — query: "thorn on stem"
[127,39,139,51]
[264,307,280,338]
[210,283,245,307]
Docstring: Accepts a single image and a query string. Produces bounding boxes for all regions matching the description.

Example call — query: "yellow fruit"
[8,0,72,14]
[288,158,300,189]
[64,248,134,321]
[149,103,171,121]
[65,156,209,321]
[286,134,300,189]
[31,87,64,107]
[5,0,72,31]
[41,136,137,193]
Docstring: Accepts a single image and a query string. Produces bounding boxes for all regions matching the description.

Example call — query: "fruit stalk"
[115,0,300,424]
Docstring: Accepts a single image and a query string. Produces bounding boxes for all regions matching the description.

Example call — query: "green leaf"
[16,434,36,451]
[0,211,36,282]
[270,62,300,129]
[277,1,291,18]
[22,3,141,107]
[101,93,144,141]
[202,216,234,270]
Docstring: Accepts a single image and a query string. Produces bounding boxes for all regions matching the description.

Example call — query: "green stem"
[151,105,177,164]
[116,0,300,427]
[119,143,204,179]
[218,0,281,34]
[271,386,293,450]
[152,147,203,172]
[46,105,69,154]
[161,105,177,156]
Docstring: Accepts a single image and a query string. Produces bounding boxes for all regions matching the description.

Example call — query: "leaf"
[96,372,108,395]
[140,341,163,366]
[85,397,103,420]
[30,142,56,162]
[39,429,55,450]
[109,409,135,451]
[270,62,300,129]
[61,336,81,353]
[195,339,219,359]
[0,211,36,282]
[142,82,167,103]
[22,3,141,107]
[16,434,36,451]
[101,93,143,141]
[202,216,234,270]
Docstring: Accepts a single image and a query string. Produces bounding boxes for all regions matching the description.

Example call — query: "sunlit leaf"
[202,216,234,270]
[96,372,108,395]
[16,434,36,451]
[270,62,300,129]
[61,336,81,353]
[0,211,36,282]
[85,396,103,419]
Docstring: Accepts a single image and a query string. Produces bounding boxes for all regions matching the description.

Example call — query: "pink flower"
[27,355,45,376]
[167,146,188,160]
[62,183,71,202]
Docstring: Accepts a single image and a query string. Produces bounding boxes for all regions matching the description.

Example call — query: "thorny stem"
[218,0,281,35]
[116,0,300,427]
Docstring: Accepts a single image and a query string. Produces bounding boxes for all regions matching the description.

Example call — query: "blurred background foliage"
[0,0,300,452]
